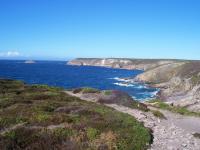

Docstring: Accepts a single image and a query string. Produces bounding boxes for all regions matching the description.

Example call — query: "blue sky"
[0,0,200,60]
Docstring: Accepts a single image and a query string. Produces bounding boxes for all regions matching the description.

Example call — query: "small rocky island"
[24,60,36,64]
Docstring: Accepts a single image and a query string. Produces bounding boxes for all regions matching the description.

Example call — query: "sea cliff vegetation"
[0,79,152,150]
[148,99,200,117]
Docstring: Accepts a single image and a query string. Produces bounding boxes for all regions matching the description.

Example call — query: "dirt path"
[149,106,200,133]
[66,91,200,150]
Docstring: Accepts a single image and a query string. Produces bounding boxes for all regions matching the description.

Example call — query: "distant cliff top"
[68,58,188,70]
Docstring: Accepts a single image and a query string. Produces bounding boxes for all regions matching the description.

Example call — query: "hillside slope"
[68,58,200,112]
[136,61,200,112]
[0,79,152,150]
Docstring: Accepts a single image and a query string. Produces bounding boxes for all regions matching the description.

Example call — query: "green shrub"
[148,99,200,117]
[81,87,100,94]
[131,102,149,112]
[148,99,161,103]
[0,98,16,108]
[193,133,200,139]
[53,128,75,138]
[72,88,83,94]
[4,130,16,139]
[151,110,166,119]
[103,90,112,95]
[191,75,200,85]
[35,113,50,122]
[86,127,99,141]
[0,117,27,128]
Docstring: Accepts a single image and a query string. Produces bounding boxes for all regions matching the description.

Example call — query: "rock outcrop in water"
[68,58,200,112]
[24,60,36,64]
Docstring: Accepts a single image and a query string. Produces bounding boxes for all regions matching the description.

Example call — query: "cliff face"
[68,58,181,71]
[68,58,200,112]
[136,61,200,112]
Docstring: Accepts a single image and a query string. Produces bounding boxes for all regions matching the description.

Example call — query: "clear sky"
[0,0,200,60]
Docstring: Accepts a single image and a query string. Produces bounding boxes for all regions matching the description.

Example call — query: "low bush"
[193,133,200,139]
[151,110,166,119]
[148,99,200,117]
[86,127,99,141]
[103,90,112,95]
[81,87,100,94]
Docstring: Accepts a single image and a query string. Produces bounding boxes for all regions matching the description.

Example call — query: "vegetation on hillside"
[150,110,166,119]
[0,79,152,150]
[72,88,149,112]
[148,99,200,117]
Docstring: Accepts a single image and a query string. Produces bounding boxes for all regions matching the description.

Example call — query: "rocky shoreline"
[68,58,200,112]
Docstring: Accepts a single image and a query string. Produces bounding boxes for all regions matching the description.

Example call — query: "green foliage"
[4,130,16,139]
[149,99,200,117]
[151,110,166,119]
[86,127,99,141]
[81,87,100,93]
[103,90,112,95]
[53,128,75,138]
[0,98,16,108]
[0,117,27,128]
[191,75,200,85]
[148,99,161,103]
[35,113,50,122]
[72,88,82,94]
[131,101,149,112]
[31,84,63,92]
[0,79,152,150]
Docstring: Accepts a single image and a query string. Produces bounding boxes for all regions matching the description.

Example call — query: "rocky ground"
[66,90,200,150]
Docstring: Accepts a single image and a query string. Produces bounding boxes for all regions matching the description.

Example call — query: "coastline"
[68,58,200,113]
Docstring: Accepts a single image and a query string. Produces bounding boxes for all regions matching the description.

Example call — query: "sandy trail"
[66,91,200,150]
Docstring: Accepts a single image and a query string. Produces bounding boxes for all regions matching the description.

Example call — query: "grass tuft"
[148,99,200,117]
[81,87,100,94]
[151,110,166,119]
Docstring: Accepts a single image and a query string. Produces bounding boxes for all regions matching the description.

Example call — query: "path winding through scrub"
[66,91,200,150]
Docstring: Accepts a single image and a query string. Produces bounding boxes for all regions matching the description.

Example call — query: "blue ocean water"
[0,60,158,101]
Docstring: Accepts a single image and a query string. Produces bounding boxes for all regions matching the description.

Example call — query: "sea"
[0,60,159,101]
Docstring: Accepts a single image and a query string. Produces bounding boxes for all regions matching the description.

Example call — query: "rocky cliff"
[136,61,200,112]
[68,58,200,112]
[67,58,182,71]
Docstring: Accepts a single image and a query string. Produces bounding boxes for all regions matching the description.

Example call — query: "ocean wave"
[134,85,147,89]
[110,77,131,82]
[113,82,135,87]
[133,89,159,101]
